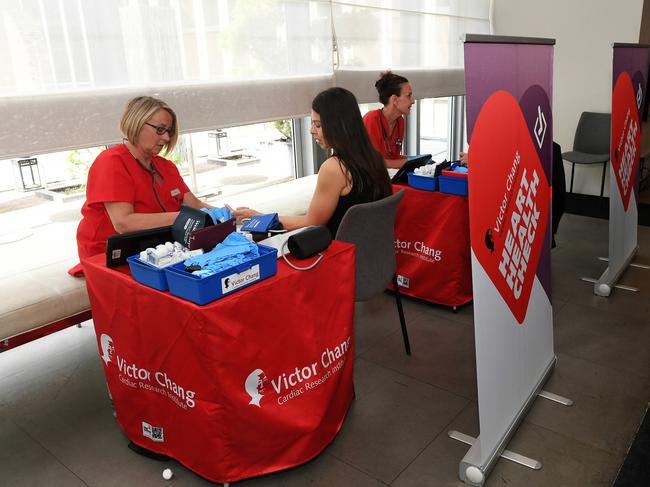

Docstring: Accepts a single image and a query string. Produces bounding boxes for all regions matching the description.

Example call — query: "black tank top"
[326,183,376,238]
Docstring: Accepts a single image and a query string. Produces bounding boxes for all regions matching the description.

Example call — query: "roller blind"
[0,0,490,159]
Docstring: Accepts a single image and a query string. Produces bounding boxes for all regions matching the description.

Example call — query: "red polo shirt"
[76,144,190,259]
[363,109,405,160]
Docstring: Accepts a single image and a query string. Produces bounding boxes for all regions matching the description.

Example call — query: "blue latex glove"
[200,206,233,224]
[184,232,259,277]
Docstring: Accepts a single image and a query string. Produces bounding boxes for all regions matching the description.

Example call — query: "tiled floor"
[1,213,649,486]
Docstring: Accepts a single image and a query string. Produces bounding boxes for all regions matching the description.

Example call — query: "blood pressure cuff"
[287,226,332,259]
[241,213,281,233]
[172,205,213,247]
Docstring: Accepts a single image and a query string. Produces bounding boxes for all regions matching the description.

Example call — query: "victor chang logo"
[100,334,115,366]
[245,369,267,407]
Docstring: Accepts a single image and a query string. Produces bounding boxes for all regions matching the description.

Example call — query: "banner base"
[452,356,556,486]
[590,246,640,296]
[597,256,650,270]
[580,277,639,296]
[449,430,541,486]
[538,390,573,406]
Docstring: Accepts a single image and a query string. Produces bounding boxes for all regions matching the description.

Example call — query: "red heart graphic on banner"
[469,91,550,324]
[610,71,640,212]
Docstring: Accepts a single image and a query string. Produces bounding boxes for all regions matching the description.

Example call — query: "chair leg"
[600,161,607,198]
[569,162,575,193]
[392,274,411,355]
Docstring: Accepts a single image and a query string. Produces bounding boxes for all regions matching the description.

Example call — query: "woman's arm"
[104,202,179,234]
[230,157,349,230]
[183,191,212,209]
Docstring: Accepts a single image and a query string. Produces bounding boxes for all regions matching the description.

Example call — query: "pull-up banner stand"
[592,43,650,297]
[449,34,560,487]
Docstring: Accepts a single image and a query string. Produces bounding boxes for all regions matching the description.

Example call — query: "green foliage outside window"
[272,120,292,140]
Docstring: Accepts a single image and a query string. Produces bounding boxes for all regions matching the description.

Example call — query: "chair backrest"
[573,112,611,155]
[335,190,405,302]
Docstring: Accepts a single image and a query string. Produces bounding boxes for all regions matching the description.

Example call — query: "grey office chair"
[562,112,611,197]
[335,190,411,355]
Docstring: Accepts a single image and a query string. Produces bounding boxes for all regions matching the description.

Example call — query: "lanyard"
[379,111,402,157]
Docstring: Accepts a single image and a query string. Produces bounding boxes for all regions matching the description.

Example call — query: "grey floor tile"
[554,302,650,381]
[233,452,386,487]
[0,410,88,487]
[354,293,428,357]
[328,359,468,483]
[392,402,478,487]
[486,421,620,487]
[525,352,649,458]
[360,313,478,401]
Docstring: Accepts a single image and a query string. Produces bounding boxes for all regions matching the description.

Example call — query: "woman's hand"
[226,204,262,221]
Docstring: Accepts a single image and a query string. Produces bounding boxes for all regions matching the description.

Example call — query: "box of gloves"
[164,232,278,305]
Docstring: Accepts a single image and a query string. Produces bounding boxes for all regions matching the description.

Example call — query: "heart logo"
[468,90,550,324]
[610,71,640,212]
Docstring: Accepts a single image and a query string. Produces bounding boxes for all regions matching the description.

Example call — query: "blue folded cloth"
[200,206,233,224]
[184,232,259,277]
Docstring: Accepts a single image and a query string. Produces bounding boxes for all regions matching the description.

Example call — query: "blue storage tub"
[127,255,169,291]
[439,175,468,196]
[407,172,438,191]
[164,244,278,305]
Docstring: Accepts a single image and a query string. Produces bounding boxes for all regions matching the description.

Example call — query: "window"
[419,97,452,161]
[183,121,296,199]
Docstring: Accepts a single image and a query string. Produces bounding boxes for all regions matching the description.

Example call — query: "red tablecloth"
[391,184,472,307]
[83,241,356,483]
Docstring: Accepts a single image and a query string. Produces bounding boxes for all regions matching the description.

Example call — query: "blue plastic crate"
[127,255,169,291]
[439,175,468,196]
[164,244,278,305]
[407,172,438,191]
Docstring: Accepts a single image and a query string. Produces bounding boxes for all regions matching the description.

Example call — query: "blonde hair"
[119,96,178,154]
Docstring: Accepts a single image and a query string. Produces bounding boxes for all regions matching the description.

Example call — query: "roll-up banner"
[594,43,650,296]
[460,34,555,486]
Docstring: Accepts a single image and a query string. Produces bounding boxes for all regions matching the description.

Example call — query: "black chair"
[335,190,411,355]
[552,141,566,247]
[562,112,611,197]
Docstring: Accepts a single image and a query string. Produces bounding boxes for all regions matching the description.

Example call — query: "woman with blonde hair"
[76,96,210,260]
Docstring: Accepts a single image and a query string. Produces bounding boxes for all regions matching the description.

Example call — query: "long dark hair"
[375,71,409,105]
[312,87,391,200]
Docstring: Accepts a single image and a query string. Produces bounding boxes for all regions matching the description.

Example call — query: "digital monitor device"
[106,226,173,268]
[391,154,432,184]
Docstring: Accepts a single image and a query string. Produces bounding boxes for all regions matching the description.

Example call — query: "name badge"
[170,188,181,197]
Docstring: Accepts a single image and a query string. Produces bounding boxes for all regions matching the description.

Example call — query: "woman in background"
[231,87,391,237]
[76,96,210,260]
[363,71,415,169]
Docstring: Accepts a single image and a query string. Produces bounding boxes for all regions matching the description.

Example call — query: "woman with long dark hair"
[230,87,391,237]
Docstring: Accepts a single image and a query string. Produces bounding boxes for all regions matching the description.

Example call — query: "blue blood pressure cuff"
[240,213,282,233]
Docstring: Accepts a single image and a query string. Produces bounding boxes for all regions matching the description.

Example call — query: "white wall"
[492,0,643,196]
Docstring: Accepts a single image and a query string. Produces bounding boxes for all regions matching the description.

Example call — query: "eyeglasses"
[145,122,175,136]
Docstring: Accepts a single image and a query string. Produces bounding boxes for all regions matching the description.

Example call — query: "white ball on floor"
[162,468,173,480]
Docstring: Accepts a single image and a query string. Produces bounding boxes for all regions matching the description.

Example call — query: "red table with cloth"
[391,184,472,307]
[83,241,356,484]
